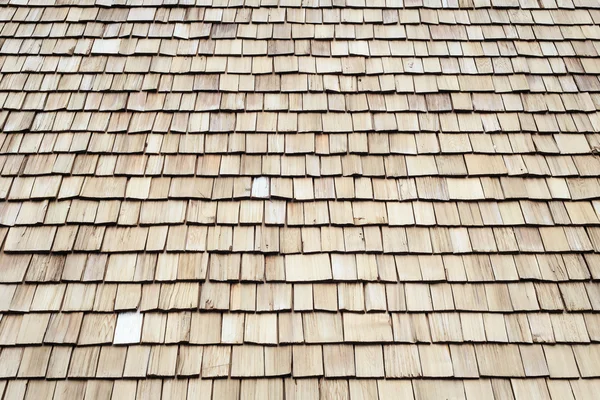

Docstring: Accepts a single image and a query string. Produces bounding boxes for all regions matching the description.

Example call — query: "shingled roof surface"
[2,0,600,398]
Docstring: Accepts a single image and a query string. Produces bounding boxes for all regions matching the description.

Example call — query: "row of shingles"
[2,304,600,344]
[2,251,599,288]
[1,114,599,142]
[0,378,407,400]
[6,152,600,177]
[5,0,600,8]
[1,51,596,72]
[0,275,598,311]
[1,27,598,49]
[1,26,598,53]
[3,91,600,115]
[0,274,599,310]
[1,45,598,72]
[2,250,599,283]
[1,35,597,58]
[2,128,597,154]
[1,341,600,379]
[2,174,598,206]
[3,111,599,138]
[2,173,599,201]
[0,37,596,57]
[3,4,599,20]
[1,378,599,400]
[1,5,598,26]
[3,222,600,253]
[2,150,600,181]
[83,40,600,59]
[2,156,600,193]
[3,198,600,226]
[2,131,599,155]
[2,148,600,180]
[0,67,596,93]
[6,73,600,104]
